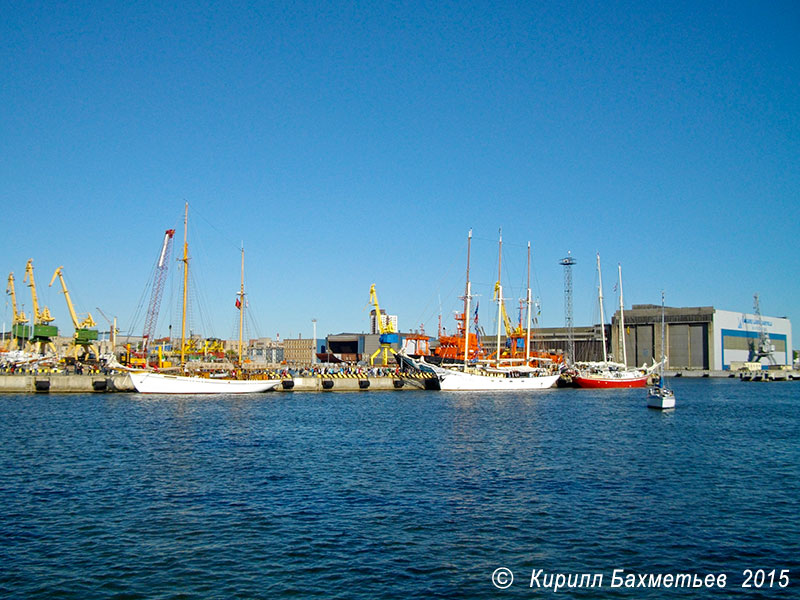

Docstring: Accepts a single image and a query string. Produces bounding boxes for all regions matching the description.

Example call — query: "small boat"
[647,292,675,409]
[647,383,675,409]
[130,204,276,395]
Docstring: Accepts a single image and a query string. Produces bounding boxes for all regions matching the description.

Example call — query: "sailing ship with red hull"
[573,370,648,388]
[573,256,653,389]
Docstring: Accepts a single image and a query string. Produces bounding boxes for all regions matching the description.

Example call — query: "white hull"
[398,352,559,391]
[647,387,675,409]
[647,292,676,409]
[438,369,560,391]
[130,371,279,394]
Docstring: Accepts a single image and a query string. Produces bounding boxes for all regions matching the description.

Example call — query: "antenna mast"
[559,252,576,363]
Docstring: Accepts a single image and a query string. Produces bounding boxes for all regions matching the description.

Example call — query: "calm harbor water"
[1,378,798,599]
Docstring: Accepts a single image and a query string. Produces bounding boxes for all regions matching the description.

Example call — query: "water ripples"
[1,378,798,598]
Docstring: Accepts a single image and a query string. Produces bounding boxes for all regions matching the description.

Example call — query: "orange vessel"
[433,310,483,362]
[433,232,563,370]
[491,330,564,368]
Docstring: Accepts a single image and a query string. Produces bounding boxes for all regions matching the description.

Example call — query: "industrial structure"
[612,304,792,371]
[5,272,29,350]
[369,309,398,335]
[559,252,576,363]
[368,284,399,366]
[49,266,99,359]
[2,249,793,376]
[142,228,175,352]
[23,259,58,355]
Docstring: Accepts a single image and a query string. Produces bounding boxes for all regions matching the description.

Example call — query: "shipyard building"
[255,304,794,371]
[610,305,793,371]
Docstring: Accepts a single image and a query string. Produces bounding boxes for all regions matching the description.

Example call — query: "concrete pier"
[0,374,135,393]
[666,369,800,381]
[0,372,434,393]
[5,370,794,393]
[278,374,433,392]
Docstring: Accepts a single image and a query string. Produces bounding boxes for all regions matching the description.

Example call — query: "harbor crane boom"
[49,266,99,359]
[751,293,776,365]
[95,306,119,355]
[24,259,55,325]
[5,273,29,349]
[22,259,58,355]
[369,283,396,334]
[142,228,176,351]
[50,267,96,330]
[6,273,28,327]
[493,281,520,338]
[492,280,530,361]
[368,284,398,366]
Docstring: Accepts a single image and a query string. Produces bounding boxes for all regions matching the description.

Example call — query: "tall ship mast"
[618,263,627,366]
[572,259,653,388]
[597,253,608,363]
[180,202,189,367]
[128,203,278,394]
[494,230,503,368]
[463,228,473,367]
[237,246,245,366]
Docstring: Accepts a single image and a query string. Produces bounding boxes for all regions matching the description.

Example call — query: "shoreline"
[1,369,798,393]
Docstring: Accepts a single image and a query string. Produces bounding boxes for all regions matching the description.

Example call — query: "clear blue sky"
[2,1,798,347]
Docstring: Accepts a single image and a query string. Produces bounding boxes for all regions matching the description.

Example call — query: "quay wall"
[2,371,795,393]
[278,374,430,392]
[0,373,430,393]
[665,369,800,380]
[0,374,135,393]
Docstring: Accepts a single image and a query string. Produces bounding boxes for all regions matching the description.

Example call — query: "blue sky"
[2,1,798,347]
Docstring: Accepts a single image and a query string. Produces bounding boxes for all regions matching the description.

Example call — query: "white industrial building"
[712,309,792,370]
[612,305,793,371]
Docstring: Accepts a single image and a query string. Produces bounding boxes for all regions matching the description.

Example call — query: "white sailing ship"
[572,256,654,388]
[129,370,278,394]
[405,357,559,391]
[400,230,559,391]
[130,204,277,395]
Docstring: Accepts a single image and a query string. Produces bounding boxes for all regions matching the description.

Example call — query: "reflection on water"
[1,379,798,598]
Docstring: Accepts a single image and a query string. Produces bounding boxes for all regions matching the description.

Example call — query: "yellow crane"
[50,266,99,360]
[493,281,518,338]
[368,284,399,366]
[493,280,527,360]
[5,273,29,350]
[23,259,58,355]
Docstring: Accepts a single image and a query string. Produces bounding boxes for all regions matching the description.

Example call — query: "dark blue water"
[1,378,798,598]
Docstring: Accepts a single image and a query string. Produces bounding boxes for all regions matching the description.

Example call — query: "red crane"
[142,229,175,352]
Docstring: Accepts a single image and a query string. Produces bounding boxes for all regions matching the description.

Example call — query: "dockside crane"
[49,266,99,360]
[750,293,776,365]
[5,272,29,350]
[95,306,118,353]
[142,229,176,353]
[368,284,399,366]
[494,282,523,336]
[492,281,525,359]
[23,259,58,355]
